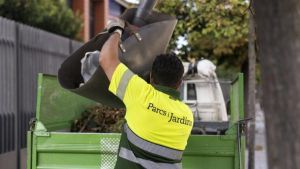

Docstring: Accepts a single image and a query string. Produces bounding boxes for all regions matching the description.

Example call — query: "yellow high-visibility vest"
[109,63,193,150]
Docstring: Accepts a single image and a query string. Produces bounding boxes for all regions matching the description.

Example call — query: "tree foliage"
[157,0,249,76]
[0,0,82,39]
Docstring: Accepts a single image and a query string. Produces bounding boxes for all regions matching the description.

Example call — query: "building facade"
[69,0,133,42]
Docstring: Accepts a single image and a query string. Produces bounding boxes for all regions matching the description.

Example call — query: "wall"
[71,0,109,41]
[0,16,83,169]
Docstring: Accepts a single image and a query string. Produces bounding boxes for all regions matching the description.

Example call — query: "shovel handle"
[133,0,158,26]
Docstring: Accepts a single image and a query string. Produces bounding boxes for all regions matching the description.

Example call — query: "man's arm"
[100,19,153,104]
[99,18,125,81]
[99,33,121,81]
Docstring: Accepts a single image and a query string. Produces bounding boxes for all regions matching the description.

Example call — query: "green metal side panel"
[240,136,246,169]
[27,131,33,169]
[229,73,244,126]
[230,73,245,169]
[36,74,97,131]
[32,132,120,169]
[30,133,239,169]
[183,135,236,169]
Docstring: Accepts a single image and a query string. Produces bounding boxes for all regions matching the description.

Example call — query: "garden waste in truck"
[27,73,245,169]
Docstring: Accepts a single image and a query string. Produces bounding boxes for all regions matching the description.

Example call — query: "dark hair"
[151,53,184,88]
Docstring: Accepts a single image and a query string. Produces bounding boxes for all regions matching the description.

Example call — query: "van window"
[187,83,197,100]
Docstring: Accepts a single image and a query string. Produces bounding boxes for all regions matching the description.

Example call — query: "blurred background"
[0,0,266,169]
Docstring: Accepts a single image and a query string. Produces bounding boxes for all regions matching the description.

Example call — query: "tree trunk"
[247,13,256,169]
[253,1,300,169]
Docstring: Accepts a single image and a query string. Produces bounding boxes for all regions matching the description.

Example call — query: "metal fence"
[0,16,83,168]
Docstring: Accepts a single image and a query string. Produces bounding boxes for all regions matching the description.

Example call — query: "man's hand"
[106,18,125,37]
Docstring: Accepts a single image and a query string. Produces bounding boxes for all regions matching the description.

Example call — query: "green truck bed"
[27,74,245,169]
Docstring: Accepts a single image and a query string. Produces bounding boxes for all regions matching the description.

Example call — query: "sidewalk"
[254,103,268,169]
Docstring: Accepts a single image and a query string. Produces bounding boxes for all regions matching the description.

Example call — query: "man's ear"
[175,79,183,90]
[150,72,154,84]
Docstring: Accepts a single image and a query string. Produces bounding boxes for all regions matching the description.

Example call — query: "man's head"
[150,53,184,89]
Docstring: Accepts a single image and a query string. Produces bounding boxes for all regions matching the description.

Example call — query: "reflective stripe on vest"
[124,124,183,161]
[116,69,134,100]
[119,147,182,169]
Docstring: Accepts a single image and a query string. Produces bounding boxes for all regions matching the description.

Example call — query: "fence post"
[15,22,21,169]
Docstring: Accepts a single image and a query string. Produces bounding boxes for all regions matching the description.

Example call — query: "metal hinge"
[29,118,37,131]
[34,131,50,137]
[32,121,50,137]
[119,43,126,53]
[134,32,142,41]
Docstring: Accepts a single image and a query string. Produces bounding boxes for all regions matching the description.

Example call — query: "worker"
[99,18,194,169]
